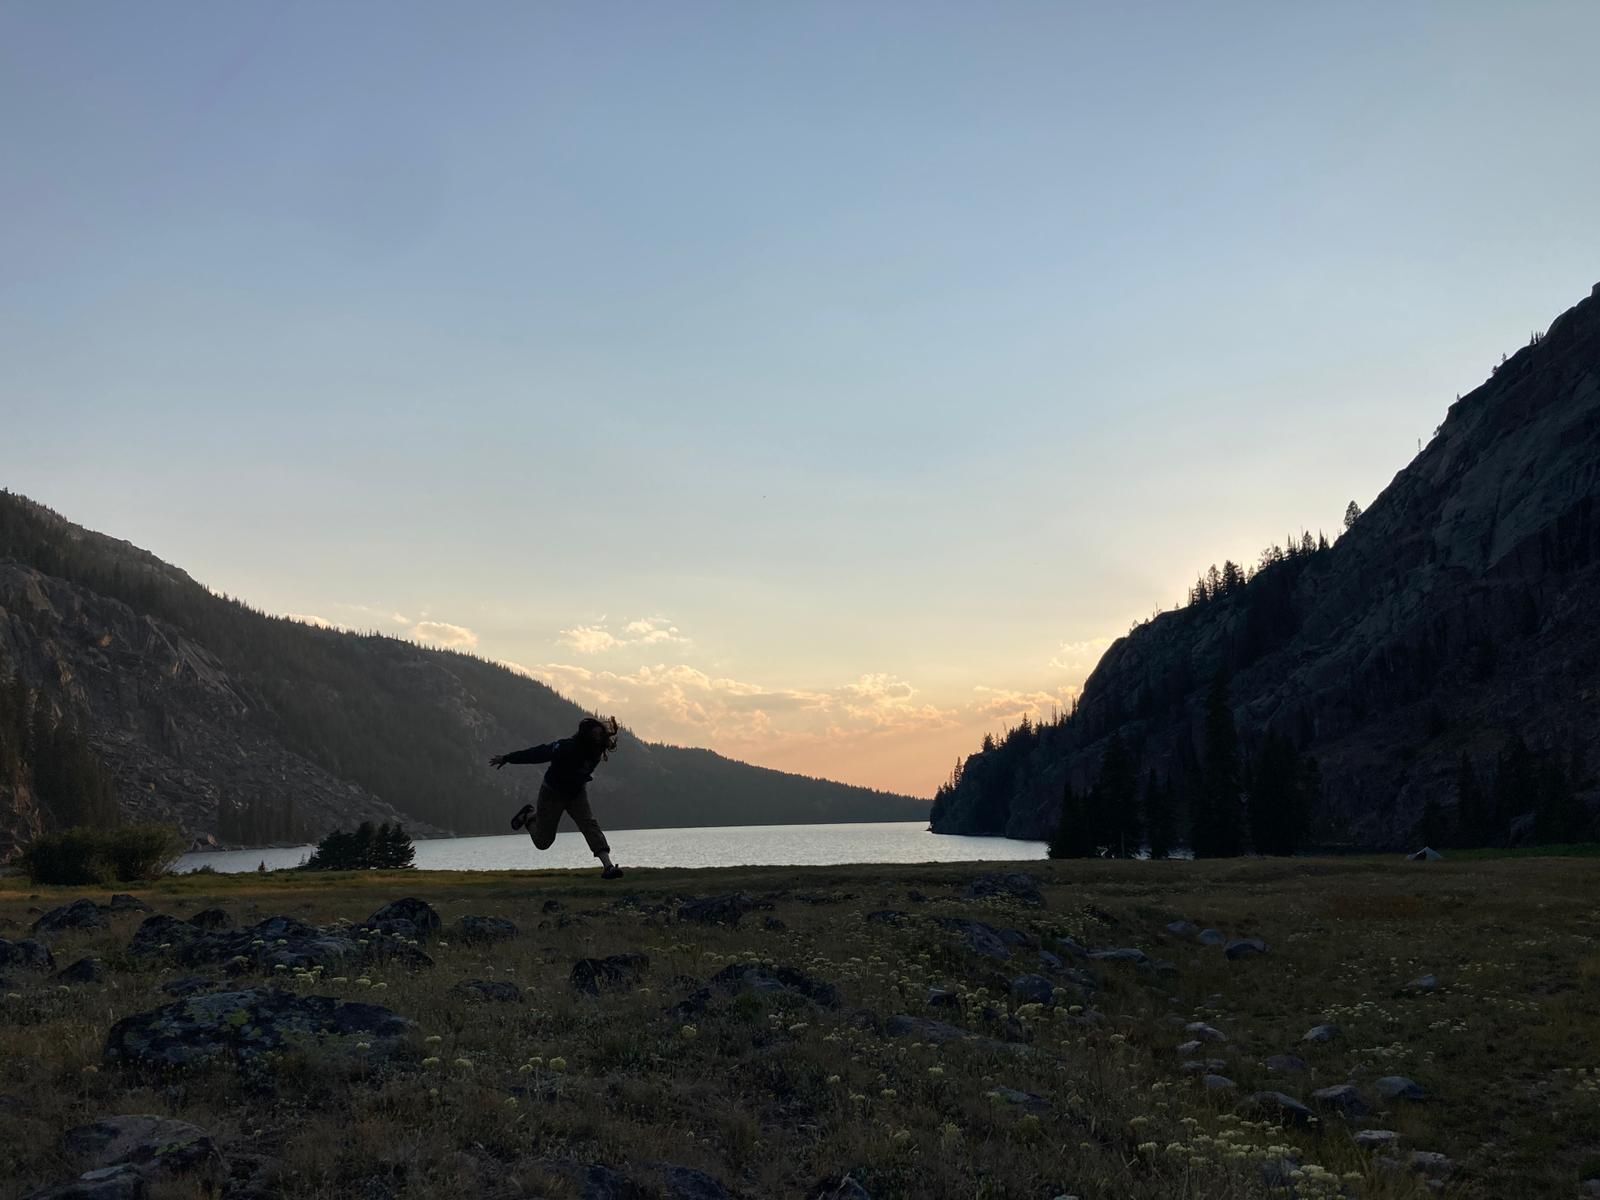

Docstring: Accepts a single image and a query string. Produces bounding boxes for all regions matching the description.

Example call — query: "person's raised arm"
[490,741,557,770]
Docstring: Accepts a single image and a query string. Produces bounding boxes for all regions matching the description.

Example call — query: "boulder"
[451,915,518,945]
[926,987,961,1009]
[1241,1091,1317,1127]
[962,872,1044,906]
[63,1114,222,1182]
[1264,1054,1308,1074]
[1202,1074,1237,1092]
[677,962,840,1017]
[1301,1024,1341,1044]
[1180,1058,1229,1074]
[1407,1151,1453,1176]
[367,898,441,940]
[54,958,106,985]
[933,917,1014,960]
[23,1164,148,1199]
[103,988,415,1071]
[0,938,56,972]
[1165,920,1199,937]
[1403,973,1440,994]
[452,979,524,1003]
[106,895,151,914]
[33,900,108,940]
[1009,974,1055,1005]
[1197,929,1226,946]
[676,894,765,926]
[570,953,649,996]
[1311,1084,1371,1118]
[1184,1021,1227,1042]
[1224,937,1267,960]
[1375,1075,1427,1102]
[660,1164,737,1200]
[1354,1130,1400,1151]
[1087,947,1148,964]
[185,909,232,931]
[129,912,431,975]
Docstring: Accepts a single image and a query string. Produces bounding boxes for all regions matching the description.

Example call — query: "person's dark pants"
[527,782,610,857]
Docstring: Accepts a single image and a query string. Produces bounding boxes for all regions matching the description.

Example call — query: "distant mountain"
[932,283,1600,848]
[0,495,927,859]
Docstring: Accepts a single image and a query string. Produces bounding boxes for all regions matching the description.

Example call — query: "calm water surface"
[176,820,1047,874]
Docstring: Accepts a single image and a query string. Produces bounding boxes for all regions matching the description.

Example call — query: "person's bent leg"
[529,784,563,851]
[565,789,618,873]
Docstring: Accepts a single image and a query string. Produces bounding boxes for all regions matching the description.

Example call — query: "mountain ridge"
[932,282,1600,847]
[0,495,927,859]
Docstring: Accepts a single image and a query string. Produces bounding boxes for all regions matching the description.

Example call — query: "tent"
[1406,846,1444,861]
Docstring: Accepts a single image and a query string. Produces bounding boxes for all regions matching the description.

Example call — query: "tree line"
[1048,671,1316,859]
[303,820,415,870]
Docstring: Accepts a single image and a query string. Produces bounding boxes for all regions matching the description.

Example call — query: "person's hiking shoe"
[601,864,624,880]
[509,803,534,831]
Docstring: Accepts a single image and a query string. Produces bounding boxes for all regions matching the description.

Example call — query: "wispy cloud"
[559,616,690,655]
[283,612,348,630]
[1049,636,1113,675]
[971,684,1079,721]
[411,620,478,649]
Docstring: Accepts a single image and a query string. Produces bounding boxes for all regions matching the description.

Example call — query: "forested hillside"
[0,494,925,857]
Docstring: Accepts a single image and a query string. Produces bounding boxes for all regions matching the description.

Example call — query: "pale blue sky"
[3,2,1596,793]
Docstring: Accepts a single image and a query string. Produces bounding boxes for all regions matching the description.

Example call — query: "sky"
[3,2,1597,797]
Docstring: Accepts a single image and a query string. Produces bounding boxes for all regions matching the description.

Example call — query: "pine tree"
[1048,780,1096,859]
[1248,732,1303,855]
[1143,770,1173,860]
[1193,670,1243,857]
[380,823,416,869]
[1343,501,1363,530]
[1092,732,1139,856]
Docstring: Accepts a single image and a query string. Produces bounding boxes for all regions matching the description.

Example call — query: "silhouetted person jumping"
[492,715,624,879]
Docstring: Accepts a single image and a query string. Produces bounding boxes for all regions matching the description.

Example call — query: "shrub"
[20,824,187,886]
[304,821,414,870]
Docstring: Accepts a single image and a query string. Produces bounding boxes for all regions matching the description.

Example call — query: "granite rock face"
[932,284,1600,846]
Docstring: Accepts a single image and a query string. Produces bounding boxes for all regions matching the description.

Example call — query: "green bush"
[20,824,186,885]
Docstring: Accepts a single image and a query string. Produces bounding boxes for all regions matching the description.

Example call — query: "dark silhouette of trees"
[1092,732,1140,857]
[304,820,414,870]
[1048,779,1095,859]
[1143,770,1174,859]
[1248,731,1307,855]
[1344,501,1363,530]
[1191,671,1243,857]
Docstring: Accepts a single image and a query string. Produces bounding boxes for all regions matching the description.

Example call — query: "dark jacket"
[503,738,603,796]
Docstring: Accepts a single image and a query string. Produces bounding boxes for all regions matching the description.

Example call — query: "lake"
[175,820,1047,874]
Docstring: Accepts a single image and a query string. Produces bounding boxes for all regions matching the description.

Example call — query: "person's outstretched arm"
[490,742,557,770]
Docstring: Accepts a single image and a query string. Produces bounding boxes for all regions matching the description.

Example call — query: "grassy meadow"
[2,854,1598,1199]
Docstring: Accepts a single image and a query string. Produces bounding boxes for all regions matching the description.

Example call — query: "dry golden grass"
[2,854,1598,1199]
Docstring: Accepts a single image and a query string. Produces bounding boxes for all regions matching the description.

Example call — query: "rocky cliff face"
[933,283,1600,846]
[0,564,426,852]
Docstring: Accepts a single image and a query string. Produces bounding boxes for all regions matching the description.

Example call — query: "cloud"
[524,660,956,747]
[559,625,623,654]
[1049,636,1113,674]
[283,613,347,630]
[971,684,1079,721]
[410,620,478,649]
[559,615,690,655]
